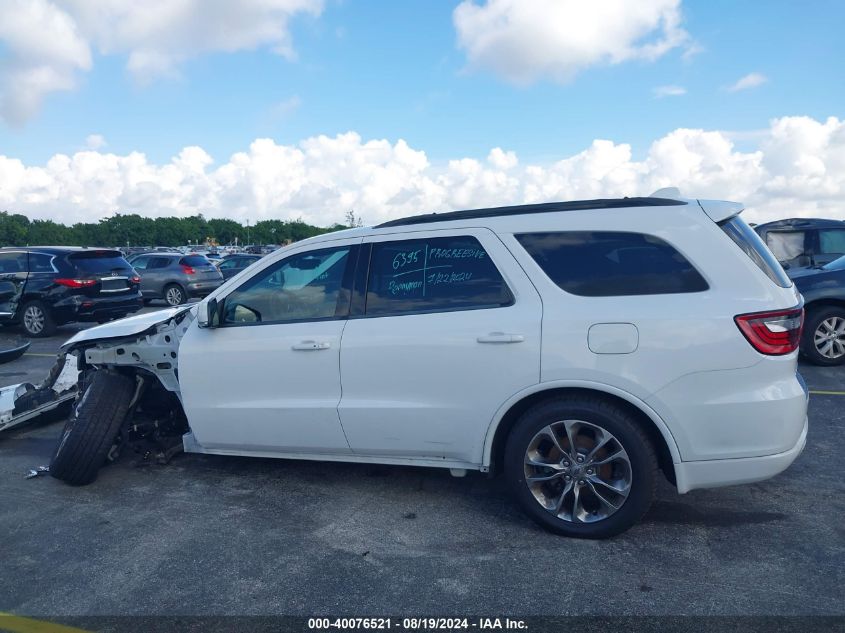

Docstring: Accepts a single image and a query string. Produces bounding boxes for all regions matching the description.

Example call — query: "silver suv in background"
[127,253,223,306]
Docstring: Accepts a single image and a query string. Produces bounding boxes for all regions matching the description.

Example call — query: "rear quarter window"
[516,231,708,297]
[720,217,792,288]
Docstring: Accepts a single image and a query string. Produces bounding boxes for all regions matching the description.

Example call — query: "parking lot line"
[0,613,92,633]
[22,353,57,358]
[809,390,845,396]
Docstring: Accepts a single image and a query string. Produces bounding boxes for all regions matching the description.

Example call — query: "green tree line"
[0,211,354,248]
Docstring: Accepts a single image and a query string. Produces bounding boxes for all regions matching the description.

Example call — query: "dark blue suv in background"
[754,218,845,271]
[0,247,143,337]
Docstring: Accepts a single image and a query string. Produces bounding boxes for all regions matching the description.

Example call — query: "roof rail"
[375,196,686,228]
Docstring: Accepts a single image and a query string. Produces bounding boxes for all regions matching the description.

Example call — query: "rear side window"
[28,253,55,272]
[719,217,792,288]
[516,232,708,297]
[365,236,513,316]
[180,255,211,267]
[68,251,133,275]
[147,257,171,270]
[819,229,845,255]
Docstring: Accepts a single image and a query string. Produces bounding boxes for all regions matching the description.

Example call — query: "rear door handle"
[292,340,331,351]
[477,332,525,344]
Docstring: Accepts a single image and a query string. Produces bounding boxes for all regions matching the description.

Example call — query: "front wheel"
[801,306,845,366]
[50,370,136,485]
[505,396,657,539]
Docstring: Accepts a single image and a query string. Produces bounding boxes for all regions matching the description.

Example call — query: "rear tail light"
[735,307,804,355]
[130,275,141,283]
[55,278,96,288]
[181,265,196,275]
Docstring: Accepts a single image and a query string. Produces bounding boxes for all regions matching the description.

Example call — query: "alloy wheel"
[524,419,632,523]
[165,287,184,306]
[23,305,45,335]
[814,316,845,360]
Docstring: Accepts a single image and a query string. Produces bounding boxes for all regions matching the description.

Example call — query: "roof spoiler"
[648,188,744,223]
[696,199,744,223]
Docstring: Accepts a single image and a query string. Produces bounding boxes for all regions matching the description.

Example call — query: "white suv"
[49,191,808,538]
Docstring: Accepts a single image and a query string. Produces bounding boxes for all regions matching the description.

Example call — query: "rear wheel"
[50,370,136,486]
[505,396,657,539]
[802,306,845,366]
[19,300,56,337]
[163,284,186,306]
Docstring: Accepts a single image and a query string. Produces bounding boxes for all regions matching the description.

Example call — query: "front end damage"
[4,307,197,480]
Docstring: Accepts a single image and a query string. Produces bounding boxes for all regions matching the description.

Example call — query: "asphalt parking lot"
[0,308,843,619]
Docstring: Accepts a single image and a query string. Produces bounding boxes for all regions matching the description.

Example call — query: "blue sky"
[2,0,842,164]
[0,0,843,225]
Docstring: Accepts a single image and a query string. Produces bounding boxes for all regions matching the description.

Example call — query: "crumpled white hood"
[61,305,195,350]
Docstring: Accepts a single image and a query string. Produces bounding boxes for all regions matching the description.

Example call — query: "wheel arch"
[804,297,845,314]
[483,381,681,486]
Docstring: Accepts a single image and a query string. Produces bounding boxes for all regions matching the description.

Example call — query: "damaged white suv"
[47,191,809,538]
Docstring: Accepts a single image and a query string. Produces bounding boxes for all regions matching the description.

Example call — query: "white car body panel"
[178,236,363,454]
[337,227,542,465]
[62,195,808,495]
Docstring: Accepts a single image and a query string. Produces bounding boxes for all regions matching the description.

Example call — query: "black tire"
[19,300,57,337]
[801,306,845,366]
[163,283,186,306]
[50,370,136,486]
[505,396,657,539]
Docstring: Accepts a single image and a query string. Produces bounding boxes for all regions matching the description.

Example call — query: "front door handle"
[292,340,331,351]
[477,332,525,344]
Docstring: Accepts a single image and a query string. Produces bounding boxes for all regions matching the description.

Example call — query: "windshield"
[823,255,845,271]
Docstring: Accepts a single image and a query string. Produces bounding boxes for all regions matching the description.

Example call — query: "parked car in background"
[0,247,142,337]
[127,252,223,306]
[216,253,263,280]
[789,256,845,365]
[50,191,808,539]
[755,218,845,271]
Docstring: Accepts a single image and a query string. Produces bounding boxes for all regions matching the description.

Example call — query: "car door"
[217,257,241,280]
[0,251,29,322]
[178,238,361,454]
[337,229,542,465]
[144,256,172,297]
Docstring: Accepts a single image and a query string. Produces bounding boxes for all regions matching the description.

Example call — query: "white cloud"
[0,0,92,126]
[453,0,693,84]
[726,72,768,92]
[653,85,687,98]
[85,134,106,150]
[0,0,323,123]
[1,116,843,227]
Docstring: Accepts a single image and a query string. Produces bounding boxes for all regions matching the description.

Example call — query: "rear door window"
[0,252,26,274]
[364,236,513,316]
[516,231,708,297]
[720,217,792,288]
[147,257,171,270]
[68,251,133,276]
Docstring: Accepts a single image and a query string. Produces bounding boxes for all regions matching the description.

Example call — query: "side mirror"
[202,297,223,328]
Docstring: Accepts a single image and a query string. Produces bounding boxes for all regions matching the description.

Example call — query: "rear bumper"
[186,280,222,297]
[675,415,808,493]
[53,294,143,323]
